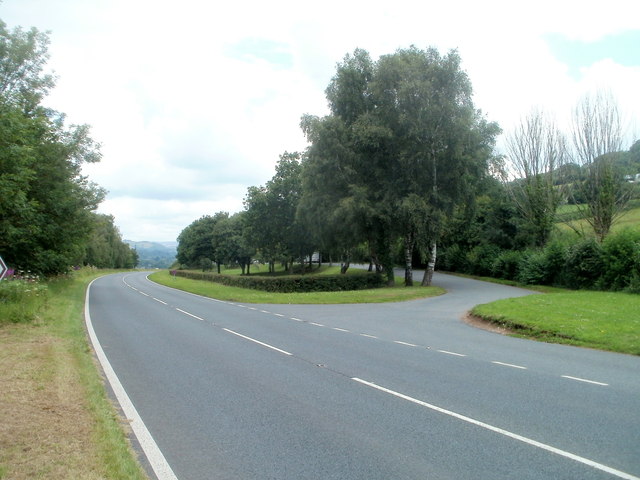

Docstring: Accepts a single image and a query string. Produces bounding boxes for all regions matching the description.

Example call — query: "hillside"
[126,241,177,269]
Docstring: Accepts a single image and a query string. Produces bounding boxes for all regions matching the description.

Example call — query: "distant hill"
[126,240,177,269]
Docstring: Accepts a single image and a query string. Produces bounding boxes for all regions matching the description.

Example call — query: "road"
[86,271,640,480]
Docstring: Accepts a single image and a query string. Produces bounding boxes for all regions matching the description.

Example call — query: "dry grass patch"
[0,325,104,480]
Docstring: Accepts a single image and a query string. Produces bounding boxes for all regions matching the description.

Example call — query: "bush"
[171,270,386,293]
[563,238,604,290]
[491,250,523,280]
[466,244,502,276]
[438,244,469,273]
[599,229,640,292]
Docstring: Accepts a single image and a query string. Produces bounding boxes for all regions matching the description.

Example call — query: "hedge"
[170,270,386,293]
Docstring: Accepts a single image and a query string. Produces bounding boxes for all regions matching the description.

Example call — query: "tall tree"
[0,19,104,275]
[505,109,566,246]
[571,91,630,241]
[176,215,217,268]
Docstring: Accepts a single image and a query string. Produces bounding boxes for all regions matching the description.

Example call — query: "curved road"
[86,271,640,480]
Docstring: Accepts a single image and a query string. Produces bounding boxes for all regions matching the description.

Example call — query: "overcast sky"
[2,0,639,242]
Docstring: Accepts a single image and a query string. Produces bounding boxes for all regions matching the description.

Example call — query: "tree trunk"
[404,233,414,286]
[421,241,437,286]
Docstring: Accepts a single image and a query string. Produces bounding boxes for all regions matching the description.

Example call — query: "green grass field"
[472,290,640,355]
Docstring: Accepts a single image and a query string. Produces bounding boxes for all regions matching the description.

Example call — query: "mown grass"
[0,269,148,480]
[150,268,445,304]
[471,290,640,355]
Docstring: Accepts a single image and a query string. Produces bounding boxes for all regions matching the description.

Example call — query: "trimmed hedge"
[170,270,386,293]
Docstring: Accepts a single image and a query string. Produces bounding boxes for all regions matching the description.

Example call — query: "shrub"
[491,250,523,280]
[516,250,547,285]
[466,244,502,276]
[172,270,386,293]
[563,238,604,289]
[599,229,640,292]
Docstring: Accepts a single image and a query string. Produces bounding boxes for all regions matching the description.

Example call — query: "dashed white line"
[562,375,609,386]
[333,327,350,332]
[437,349,467,357]
[152,298,167,305]
[492,361,527,370]
[175,308,204,321]
[223,328,292,356]
[290,317,303,322]
[352,378,638,480]
[310,322,325,327]
[274,313,285,317]
[260,309,271,314]
[140,291,150,297]
[360,333,378,339]
[394,340,418,347]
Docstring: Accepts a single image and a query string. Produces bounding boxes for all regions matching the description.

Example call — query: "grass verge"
[150,269,445,304]
[471,290,640,355]
[0,269,148,480]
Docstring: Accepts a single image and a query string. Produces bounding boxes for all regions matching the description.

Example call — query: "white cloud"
[2,0,639,241]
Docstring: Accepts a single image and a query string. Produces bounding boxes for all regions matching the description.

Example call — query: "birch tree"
[571,91,630,241]
[505,109,566,246]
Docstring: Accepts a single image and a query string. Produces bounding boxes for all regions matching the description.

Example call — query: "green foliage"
[599,228,640,292]
[563,238,604,289]
[84,214,137,268]
[171,269,385,293]
[0,19,105,276]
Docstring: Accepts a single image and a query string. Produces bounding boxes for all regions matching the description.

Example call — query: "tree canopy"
[0,18,135,274]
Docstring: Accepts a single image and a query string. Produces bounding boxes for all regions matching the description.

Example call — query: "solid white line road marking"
[333,327,350,332]
[352,377,639,480]
[175,308,204,321]
[360,333,378,339]
[562,375,609,386]
[437,349,467,357]
[394,340,418,347]
[492,361,527,370]
[223,328,292,356]
[85,279,179,480]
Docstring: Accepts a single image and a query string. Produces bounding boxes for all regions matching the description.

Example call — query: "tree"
[176,216,217,268]
[0,20,105,275]
[243,152,308,273]
[300,47,499,285]
[84,214,137,268]
[571,91,631,242]
[504,109,566,246]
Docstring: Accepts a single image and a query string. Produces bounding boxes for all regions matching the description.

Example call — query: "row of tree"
[0,19,137,275]
[177,45,638,289]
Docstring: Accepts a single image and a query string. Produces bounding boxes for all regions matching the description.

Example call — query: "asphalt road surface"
[86,271,640,480]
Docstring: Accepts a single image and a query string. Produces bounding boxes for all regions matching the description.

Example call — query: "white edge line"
[351,377,639,480]
[175,308,204,321]
[492,361,527,370]
[223,328,292,356]
[562,375,609,386]
[437,349,467,357]
[85,278,179,480]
